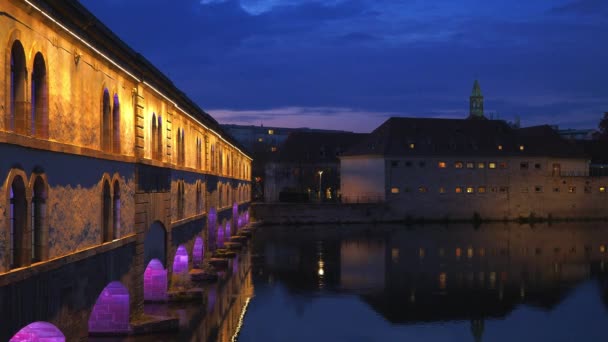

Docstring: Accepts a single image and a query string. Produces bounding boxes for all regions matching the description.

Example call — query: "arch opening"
[88,281,130,334]
[31,52,48,138]
[102,180,112,243]
[113,180,120,239]
[193,236,204,269]
[10,321,65,342]
[31,176,47,263]
[10,175,27,269]
[10,40,27,134]
[172,245,189,287]
[101,89,111,152]
[112,94,120,154]
[144,221,166,267]
[144,259,168,302]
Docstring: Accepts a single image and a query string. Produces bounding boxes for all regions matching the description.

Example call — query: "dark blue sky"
[80,0,608,132]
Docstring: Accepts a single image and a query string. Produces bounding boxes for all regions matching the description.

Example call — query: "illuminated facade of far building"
[0,0,251,340]
[340,81,608,220]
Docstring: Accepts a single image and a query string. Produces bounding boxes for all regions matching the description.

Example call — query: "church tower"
[468,80,485,119]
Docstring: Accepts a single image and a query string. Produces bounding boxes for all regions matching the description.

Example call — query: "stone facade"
[0,0,252,340]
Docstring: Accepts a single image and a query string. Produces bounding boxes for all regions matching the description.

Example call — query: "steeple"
[468,80,486,120]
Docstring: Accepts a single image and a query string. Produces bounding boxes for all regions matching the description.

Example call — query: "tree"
[598,112,608,141]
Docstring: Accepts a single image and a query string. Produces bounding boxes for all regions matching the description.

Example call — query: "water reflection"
[243,223,608,341]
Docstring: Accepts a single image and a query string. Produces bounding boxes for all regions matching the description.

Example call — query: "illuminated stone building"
[0,0,251,340]
[340,81,608,219]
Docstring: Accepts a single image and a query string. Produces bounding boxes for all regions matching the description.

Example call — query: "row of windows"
[393,160,551,171]
[7,39,250,180]
[403,143,525,152]
[174,180,251,221]
[390,185,608,194]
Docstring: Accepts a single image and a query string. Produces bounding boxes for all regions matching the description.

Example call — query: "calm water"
[239,223,608,342]
[100,223,608,341]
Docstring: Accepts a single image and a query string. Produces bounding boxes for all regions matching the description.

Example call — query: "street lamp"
[318,170,324,200]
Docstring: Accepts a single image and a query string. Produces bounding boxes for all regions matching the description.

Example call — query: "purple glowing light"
[88,281,130,334]
[172,245,189,275]
[217,223,224,248]
[208,208,217,251]
[225,221,231,239]
[193,237,204,268]
[10,322,65,342]
[144,259,167,302]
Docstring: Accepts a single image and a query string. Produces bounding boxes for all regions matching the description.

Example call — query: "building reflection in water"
[252,223,608,341]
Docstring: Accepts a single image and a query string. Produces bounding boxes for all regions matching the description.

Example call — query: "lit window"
[419,186,428,193]
[467,247,474,259]
[454,161,464,168]
[499,162,508,169]
[600,186,606,193]
[439,272,447,289]
[535,186,543,193]
[455,187,463,194]
[466,162,474,169]
[391,187,400,194]
[455,248,462,258]
[268,129,274,135]
[438,162,447,168]
[466,186,474,194]
[497,145,503,151]
[478,186,486,193]
[419,248,425,258]
[439,187,446,194]
[271,146,277,152]
[478,162,485,169]
[479,248,486,257]
[568,186,576,193]
[600,245,606,253]
[519,145,525,151]
[258,137,263,142]
[391,248,399,263]
[489,162,497,169]
[409,143,415,149]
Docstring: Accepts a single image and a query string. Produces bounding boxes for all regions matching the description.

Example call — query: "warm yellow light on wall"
[438,162,447,168]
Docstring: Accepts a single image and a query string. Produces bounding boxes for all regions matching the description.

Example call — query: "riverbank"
[251,202,608,225]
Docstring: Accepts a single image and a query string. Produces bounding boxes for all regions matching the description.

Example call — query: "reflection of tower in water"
[318,241,325,290]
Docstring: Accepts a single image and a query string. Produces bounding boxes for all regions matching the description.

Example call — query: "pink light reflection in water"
[10,322,65,342]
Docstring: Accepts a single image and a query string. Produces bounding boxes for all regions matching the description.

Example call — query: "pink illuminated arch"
[10,322,65,342]
[88,281,130,334]
[208,207,217,251]
[225,221,231,240]
[144,259,168,302]
[193,237,204,268]
[217,221,225,248]
[172,245,189,287]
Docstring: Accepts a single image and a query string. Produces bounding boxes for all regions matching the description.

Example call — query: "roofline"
[23,0,252,160]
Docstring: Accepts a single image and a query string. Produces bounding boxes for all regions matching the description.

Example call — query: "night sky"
[80,0,608,133]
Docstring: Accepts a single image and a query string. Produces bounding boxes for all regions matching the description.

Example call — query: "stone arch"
[112,177,121,240]
[193,236,204,268]
[9,39,28,134]
[208,207,217,251]
[5,169,28,270]
[172,245,189,287]
[101,88,111,152]
[144,221,167,267]
[144,259,168,302]
[10,321,65,342]
[101,176,112,243]
[88,281,130,334]
[31,52,48,138]
[112,93,121,154]
[29,173,49,263]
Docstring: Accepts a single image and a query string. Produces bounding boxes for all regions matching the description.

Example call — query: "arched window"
[196,181,203,214]
[113,94,121,154]
[10,40,27,134]
[31,53,48,138]
[113,180,121,239]
[157,115,163,159]
[180,130,186,166]
[102,180,112,242]
[31,176,47,263]
[196,137,202,169]
[101,89,111,152]
[152,113,158,160]
[10,175,27,269]
[177,180,185,219]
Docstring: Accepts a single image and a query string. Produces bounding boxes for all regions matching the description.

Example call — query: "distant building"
[221,124,349,200]
[264,131,365,202]
[557,128,598,141]
[340,81,608,219]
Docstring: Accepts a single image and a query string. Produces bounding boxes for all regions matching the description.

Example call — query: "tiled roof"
[341,117,585,158]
